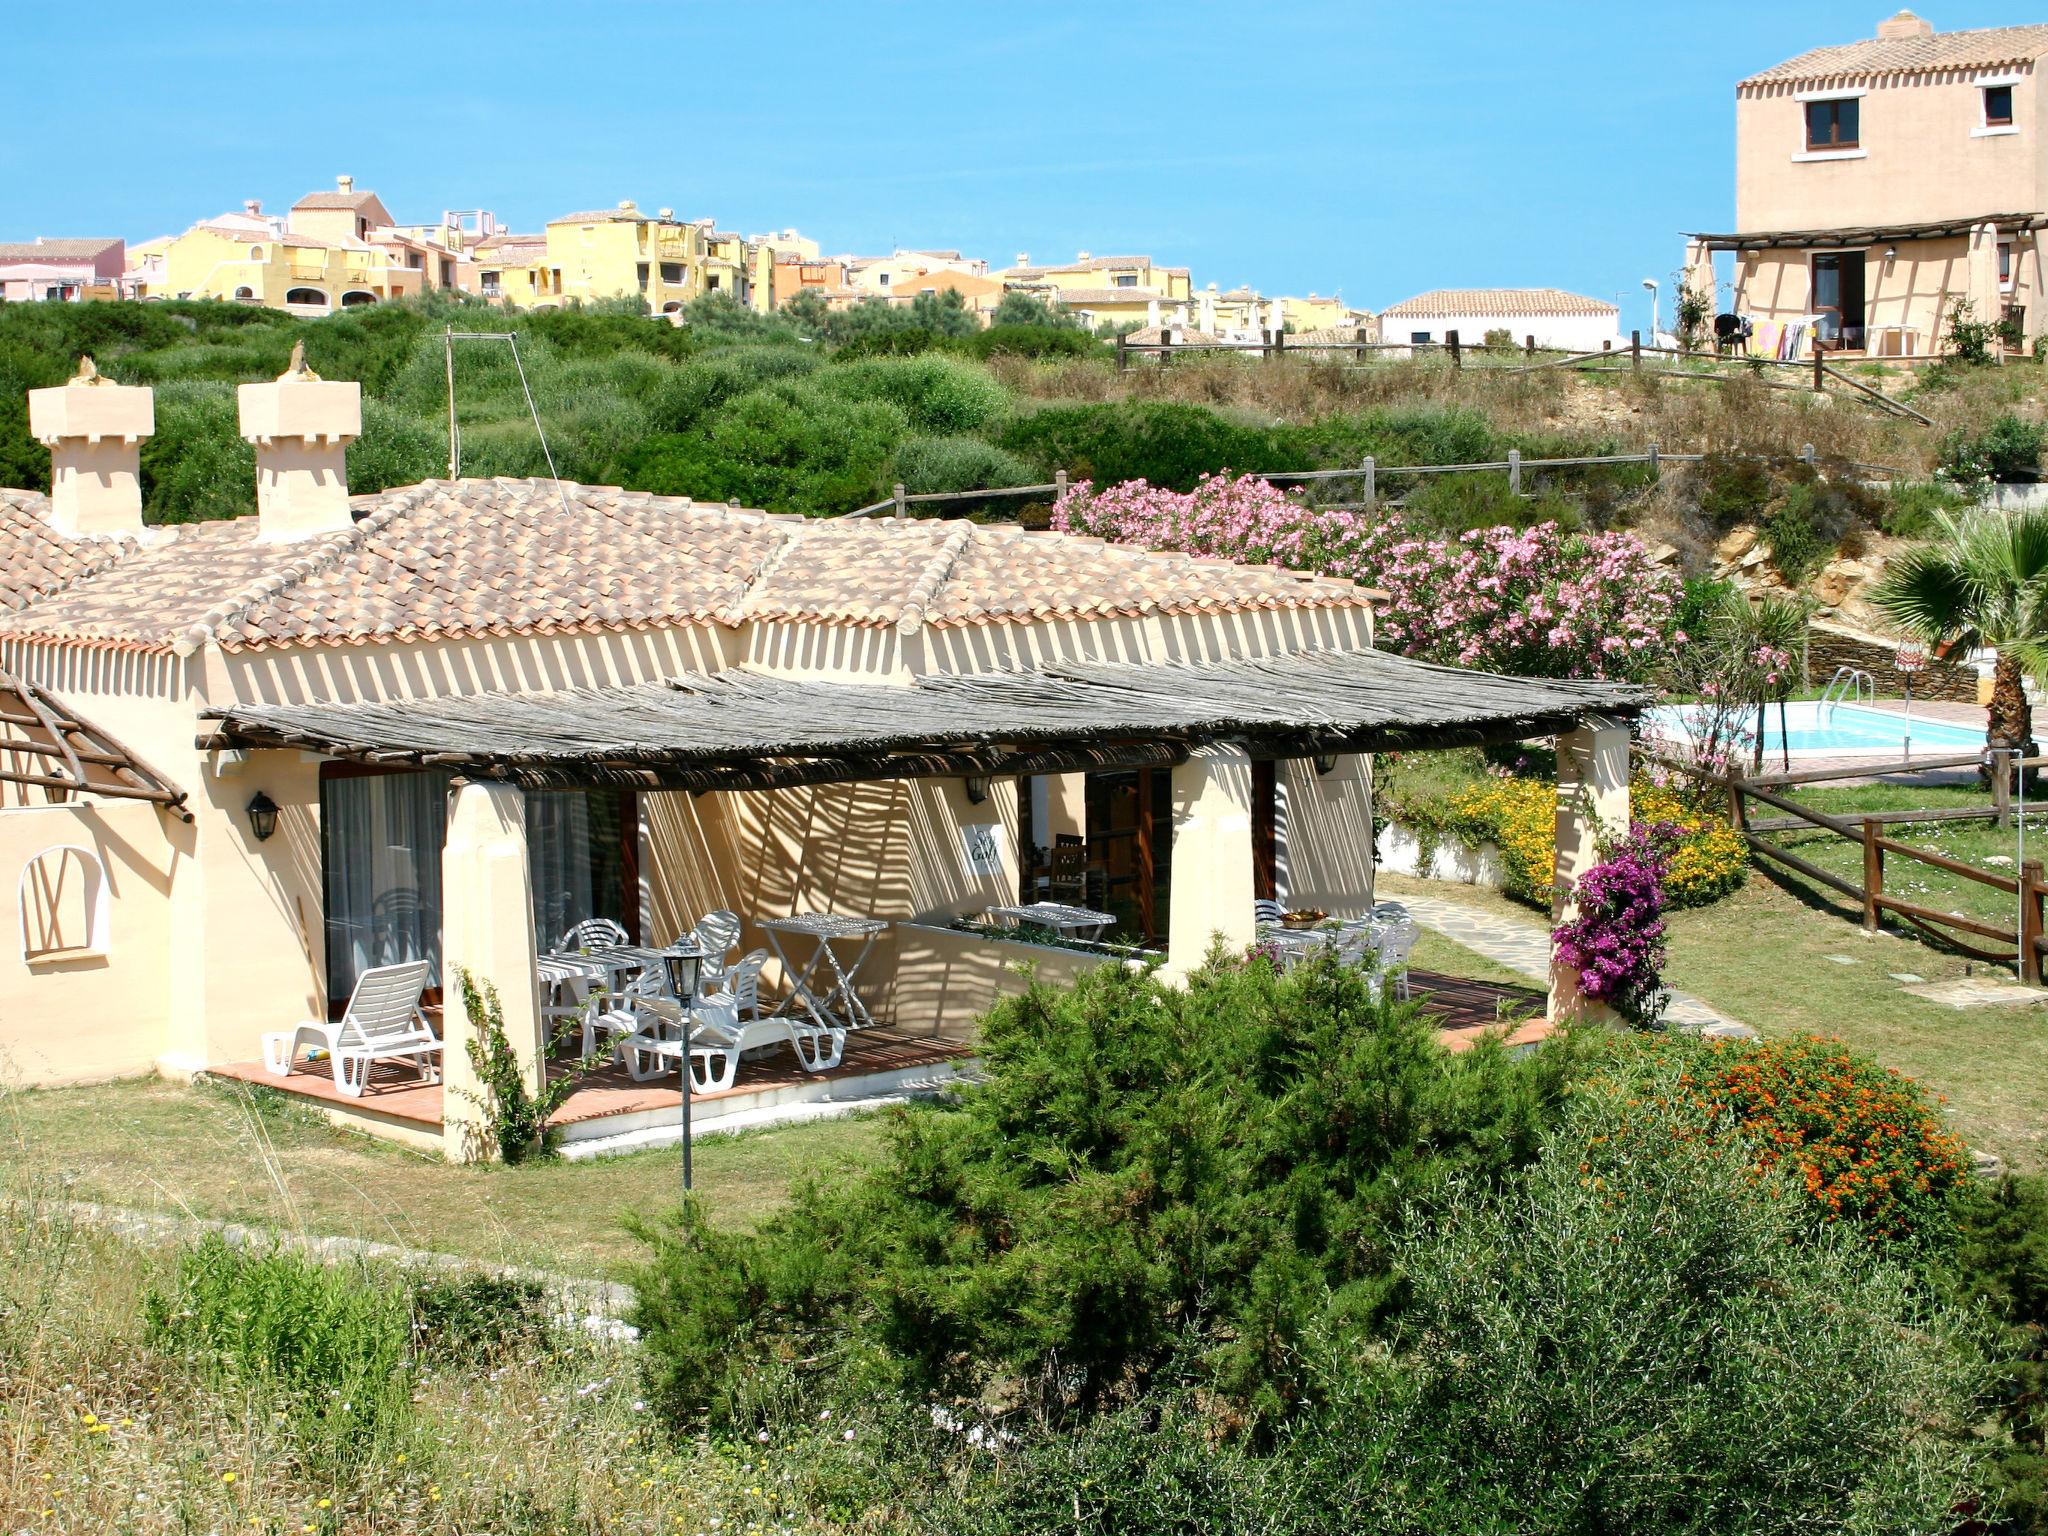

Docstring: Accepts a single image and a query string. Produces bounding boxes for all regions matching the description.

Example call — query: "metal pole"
[682,1055,692,1194]
[444,327,459,479]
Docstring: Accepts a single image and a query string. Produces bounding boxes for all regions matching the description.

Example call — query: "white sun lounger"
[262,959,439,1098]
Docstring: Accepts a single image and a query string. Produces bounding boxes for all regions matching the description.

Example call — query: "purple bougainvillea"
[1551,823,1679,1026]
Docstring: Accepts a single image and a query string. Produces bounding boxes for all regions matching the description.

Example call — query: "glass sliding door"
[526,789,639,950]
[321,767,452,1011]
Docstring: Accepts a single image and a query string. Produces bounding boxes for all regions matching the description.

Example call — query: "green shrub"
[616,382,907,514]
[1694,451,1775,532]
[969,324,1100,360]
[1762,469,1878,585]
[1942,1175,2048,1531]
[1401,471,1580,534]
[349,396,446,491]
[894,434,1034,498]
[409,1271,554,1364]
[1882,478,1975,538]
[143,1235,412,1466]
[631,956,1580,1430]
[998,401,1291,490]
[140,379,255,523]
[815,353,1011,435]
[1943,413,2046,484]
[649,345,820,432]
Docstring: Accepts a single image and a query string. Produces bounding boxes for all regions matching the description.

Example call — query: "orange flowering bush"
[1595,1035,1972,1247]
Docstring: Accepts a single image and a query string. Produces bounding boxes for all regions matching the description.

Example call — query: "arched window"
[17,845,110,961]
[234,286,255,301]
[339,289,377,307]
[284,287,328,308]
[661,300,682,314]
[248,245,264,260]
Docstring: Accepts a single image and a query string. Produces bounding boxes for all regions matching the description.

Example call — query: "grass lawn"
[0,1077,889,1278]
[1381,863,2048,1174]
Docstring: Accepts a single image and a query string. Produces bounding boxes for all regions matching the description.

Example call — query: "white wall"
[1388,312,1623,352]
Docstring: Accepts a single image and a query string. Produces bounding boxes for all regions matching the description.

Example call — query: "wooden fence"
[1724,750,2048,980]
[1113,327,1934,425]
[838,445,1908,519]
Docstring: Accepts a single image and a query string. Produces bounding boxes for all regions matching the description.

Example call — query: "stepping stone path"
[1396,892,1755,1039]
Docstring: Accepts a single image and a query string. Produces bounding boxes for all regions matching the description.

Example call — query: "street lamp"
[1641,277,1661,346]
[661,939,708,1194]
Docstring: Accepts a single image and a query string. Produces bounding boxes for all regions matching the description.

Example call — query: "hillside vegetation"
[3,294,2039,549]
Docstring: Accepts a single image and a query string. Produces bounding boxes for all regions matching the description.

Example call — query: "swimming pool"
[1645,700,1986,760]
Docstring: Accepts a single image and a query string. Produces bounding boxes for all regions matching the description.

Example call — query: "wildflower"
[223,1472,238,1485]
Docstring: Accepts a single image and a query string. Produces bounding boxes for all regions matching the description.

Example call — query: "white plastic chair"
[263,960,438,1098]
[689,909,743,991]
[1253,898,1285,928]
[1368,919,1419,1002]
[560,917,629,952]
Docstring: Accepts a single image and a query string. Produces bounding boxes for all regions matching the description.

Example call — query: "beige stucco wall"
[1734,232,2042,348]
[1736,68,2047,232]
[888,922,1124,1040]
[0,799,182,1086]
[1278,753,1375,916]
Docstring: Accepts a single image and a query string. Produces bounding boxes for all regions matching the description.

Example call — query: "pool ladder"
[1818,666,1873,718]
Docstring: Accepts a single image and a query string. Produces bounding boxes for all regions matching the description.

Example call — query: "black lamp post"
[660,940,708,1194]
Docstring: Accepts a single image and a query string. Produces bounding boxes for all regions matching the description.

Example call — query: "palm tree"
[1870,507,2048,769]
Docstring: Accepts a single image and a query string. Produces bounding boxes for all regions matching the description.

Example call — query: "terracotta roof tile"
[0,479,1366,654]
[1380,287,1617,319]
[0,239,121,263]
[0,489,141,613]
[1742,20,2048,86]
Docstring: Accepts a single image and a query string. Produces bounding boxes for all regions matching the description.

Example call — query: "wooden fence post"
[2023,860,2045,985]
[1115,333,1127,373]
[1726,776,1748,832]
[1525,334,1536,359]
[1272,328,1286,363]
[1361,455,1376,506]
[1631,330,1641,371]
[892,482,907,521]
[1054,469,1067,506]
[1861,818,1884,932]
[1800,442,1817,469]
[1159,331,1173,367]
[1812,347,1825,393]
[1446,329,1461,368]
[1508,448,1522,496]
[1647,440,1660,478]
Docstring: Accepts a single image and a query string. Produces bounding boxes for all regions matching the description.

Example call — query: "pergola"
[2,668,189,818]
[1684,212,2048,253]
[201,649,1644,1160]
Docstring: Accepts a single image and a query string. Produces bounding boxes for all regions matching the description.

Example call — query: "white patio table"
[986,901,1116,940]
[761,913,888,1033]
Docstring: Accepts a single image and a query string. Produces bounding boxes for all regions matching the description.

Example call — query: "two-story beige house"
[1686,11,2048,357]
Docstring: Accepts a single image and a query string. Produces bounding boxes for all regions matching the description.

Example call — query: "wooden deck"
[207,969,1550,1132]
[209,1028,976,1131]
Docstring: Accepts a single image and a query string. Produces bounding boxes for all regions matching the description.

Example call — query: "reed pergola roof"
[2,669,191,818]
[1686,213,2048,252]
[199,651,1645,794]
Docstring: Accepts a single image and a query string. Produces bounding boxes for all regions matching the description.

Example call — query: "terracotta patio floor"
[206,969,1550,1128]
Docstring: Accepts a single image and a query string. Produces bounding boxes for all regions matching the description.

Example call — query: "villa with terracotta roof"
[0,358,1636,1159]
[0,238,127,304]
[1684,11,2048,358]
[1378,289,1623,352]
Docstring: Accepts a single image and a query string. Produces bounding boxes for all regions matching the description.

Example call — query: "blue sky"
[2,1,2028,328]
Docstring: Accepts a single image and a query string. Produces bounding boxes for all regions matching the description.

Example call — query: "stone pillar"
[439,779,542,1162]
[1163,743,1256,982]
[27,359,152,538]
[236,348,360,542]
[1549,716,1632,1023]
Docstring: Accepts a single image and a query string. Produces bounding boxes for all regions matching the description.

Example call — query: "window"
[1805,97,1859,151]
[322,768,450,1010]
[1409,330,1432,344]
[636,262,649,290]
[2001,240,2015,289]
[878,272,890,287]
[706,273,720,290]
[284,287,328,307]
[527,789,638,948]
[1113,273,1138,287]
[481,270,501,295]
[1986,83,2015,126]
[660,262,683,284]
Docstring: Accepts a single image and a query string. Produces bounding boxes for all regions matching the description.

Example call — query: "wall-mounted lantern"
[245,790,280,842]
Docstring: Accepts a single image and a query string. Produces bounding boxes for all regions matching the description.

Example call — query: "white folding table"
[761,913,888,1033]
[986,901,1117,940]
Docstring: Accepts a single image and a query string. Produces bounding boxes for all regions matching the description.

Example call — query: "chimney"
[618,198,638,213]
[1015,252,1029,267]
[1877,8,1933,38]
[244,199,262,217]
[337,174,354,193]
[236,343,360,543]
[27,357,152,539]
[1076,250,1091,261]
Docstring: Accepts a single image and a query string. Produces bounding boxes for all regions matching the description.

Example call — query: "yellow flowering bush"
[1420,773,1747,909]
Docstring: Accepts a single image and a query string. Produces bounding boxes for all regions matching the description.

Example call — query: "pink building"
[0,238,127,303]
